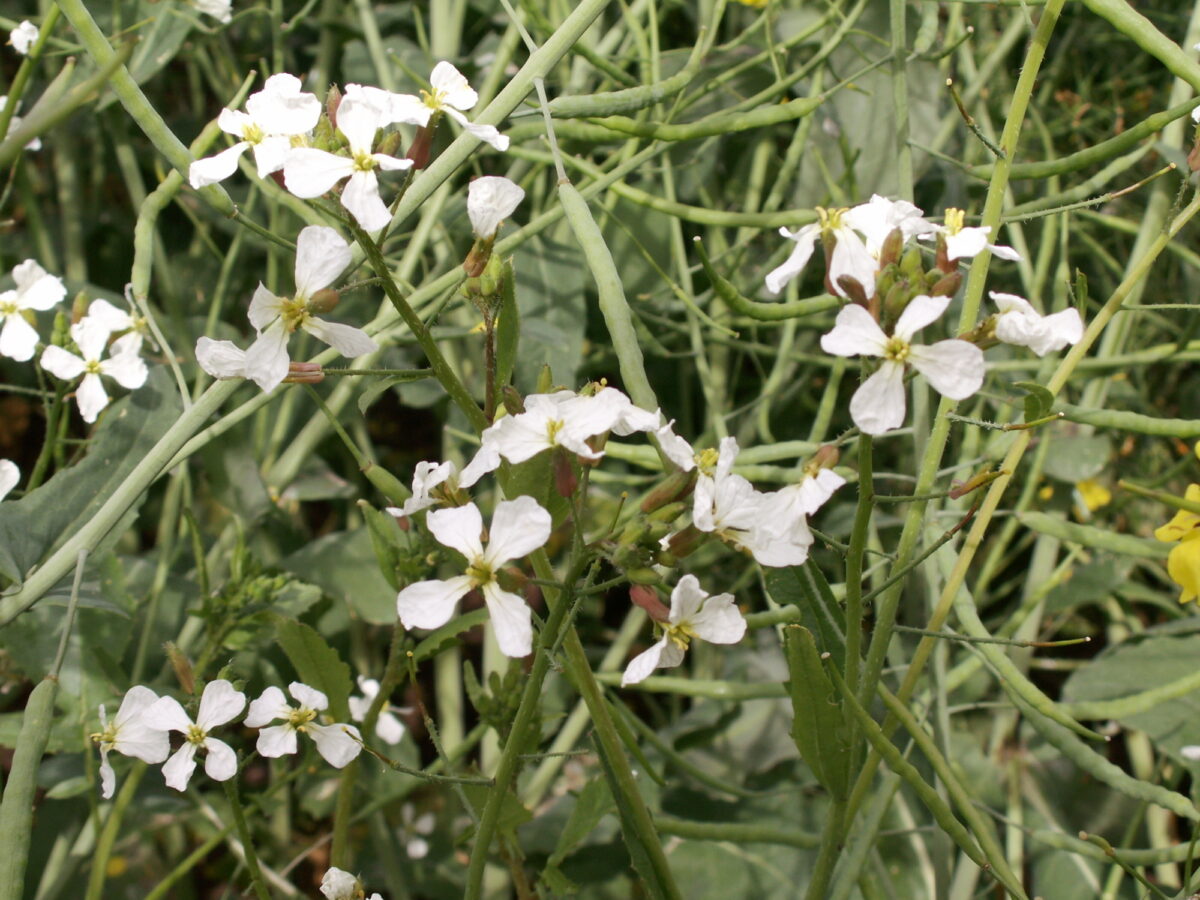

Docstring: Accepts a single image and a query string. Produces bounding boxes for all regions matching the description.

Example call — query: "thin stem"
[222,777,272,900]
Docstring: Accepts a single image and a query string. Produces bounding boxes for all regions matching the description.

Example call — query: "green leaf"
[461,784,533,839]
[280,529,397,625]
[1018,512,1169,558]
[360,502,409,591]
[274,618,353,721]
[516,232,587,393]
[413,609,489,662]
[1015,381,1054,423]
[356,369,434,416]
[0,368,182,585]
[547,776,617,867]
[764,561,846,670]
[782,626,849,800]
[1041,434,1111,484]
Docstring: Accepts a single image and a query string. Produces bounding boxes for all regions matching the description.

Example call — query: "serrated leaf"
[361,503,408,591]
[412,609,489,662]
[274,618,353,721]
[783,626,849,800]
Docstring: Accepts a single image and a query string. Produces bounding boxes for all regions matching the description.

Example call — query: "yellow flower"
[1169,532,1200,605]
[1076,479,1111,512]
[1154,484,1200,543]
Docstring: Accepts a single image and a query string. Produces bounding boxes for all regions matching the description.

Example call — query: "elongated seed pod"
[0,677,59,900]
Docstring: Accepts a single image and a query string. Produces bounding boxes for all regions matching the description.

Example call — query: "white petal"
[462,120,508,152]
[989,291,1035,317]
[70,318,110,361]
[373,153,413,173]
[0,313,38,361]
[86,299,134,334]
[335,97,382,153]
[246,74,322,135]
[944,227,990,261]
[667,575,707,623]
[321,868,360,899]
[849,361,907,435]
[247,283,283,332]
[479,413,556,465]
[375,711,406,744]
[908,340,984,400]
[621,636,671,686]
[893,294,950,341]
[99,750,116,800]
[426,502,485,560]
[741,519,813,567]
[12,261,66,310]
[397,575,474,630]
[189,143,250,189]
[216,108,254,137]
[1041,308,1084,348]
[341,170,390,232]
[307,722,363,767]
[828,228,878,297]
[430,61,477,110]
[284,149,354,198]
[482,584,533,657]
[303,317,378,358]
[250,136,291,177]
[655,420,696,471]
[484,496,552,565]
[193,0,231,24]
[10,21,38,55]
[294,226,352,298]
[243,321,291,392]
[386,93,433,127]
[457,442,501,489]
[75,374,110,423]
[99,345,148,390]
[820,304,888,358]
[764,225,819,295]
[467,176,525,239]
[39,345,86,380]
[145,695,193,734]
[406,837,430,859]
[244,686,290,727]
[195,337,249,379]
[196,679,246,730]
[161,744,198,791]
[988,241,1021,262]
[202,737,239,781]
[256,723,298,757]
[288,681,329,711]
[0,460,17,501]
[399,461,455,516]
[689,591,747,644]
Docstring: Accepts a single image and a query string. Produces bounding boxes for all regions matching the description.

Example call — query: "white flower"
[0,96,39,150]
[0,260,64,361]
[655,419,697,472]
[244,681,363,767]
[385,61,509,151]
[693,437,813,567]
[320,868,383,900]
[348,676,407,744]
[386,460,457,518]
[0,459,17,501]
[820,295,985,435]
[243,225,378,392]
[40,322,148,423]
[192,0,232,24]
[397,497,551,657]
[284,97,413,231]
[144,680,246,791]
[195,336,253,380]
[765,206,878,298]
[989,291,1084,356]
[621,575,746,686]
[190,73,321,188]
[9,21,37,55]
[843,194,935,257]
[399,803,436,859]
[772,467,846,517]
[90,686,171,800]
[1182,745,1200,761]
[468,176,524,239]
[459,388,660,487]
[921,208,1020,262]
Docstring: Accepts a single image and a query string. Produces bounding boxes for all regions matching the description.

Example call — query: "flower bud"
[70,290,88,323]
[309,288,340,313]
[625,567,662,586]
[501,385,525,415]
[282,362,325,384]
[667,523,705,559]
[641,472,697,513]
[375,129,403,158]
[835,274,871,308]
[535,365,554,394]
[900,247,924,279]
[407,123,435,170]
[878,227,905,268]
[809,444,840,471]
[479,252,504,297]
[629,584,670,622]
[325,84,342,129]
[553,448,578,497]
[165,642,195,695]
[928,270,962,297]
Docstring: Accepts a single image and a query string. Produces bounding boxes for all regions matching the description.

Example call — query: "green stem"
[24,384,65,492]
[84,765,146,900]
[222,777,272,900]
[844,435,872,699]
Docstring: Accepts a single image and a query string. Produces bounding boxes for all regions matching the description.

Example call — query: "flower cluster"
[189,63,507,232]
[91,679,363,797]
[764,195,1084,436]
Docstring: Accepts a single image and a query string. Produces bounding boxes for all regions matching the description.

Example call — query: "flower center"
[0,300,17,316]
[816,205,849,235]
[420,88,445,111]
[242,122,265,145]
[883,336,910,362]
[465,559,495,587]
[664,620,698,651]
[85,359,103,375]
[279,297,311,333]
[352,150,377,173]
[696,447,720,477]
[944,208,965,235]
[90,724,118,748]
[286,707,318,730]
[545,418,565,444]
[184,723,208,746]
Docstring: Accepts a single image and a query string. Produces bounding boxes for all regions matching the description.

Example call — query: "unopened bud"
[900,247,924,278]
[836,275,871,308]
[407,123,435,170]
[882,280,910,324]
[501,385,525,415]
[928,270,962,297]
[809,444,840,471]
[535,365,554,394]
[165,642,195,695]
[283,362,325,384]
[70,290,88,323]
[667,524,705,559]
[934,235,953,274]
[629,584,670,621]
[641,472,698,513]
[878,227,905,268]
[625,567,662,586]
[553,448,578,497]
[325,85,342,128]
[479,252,504,296]
[309,288,340,313]
[463,240,489,277]
[376,130,403,158]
